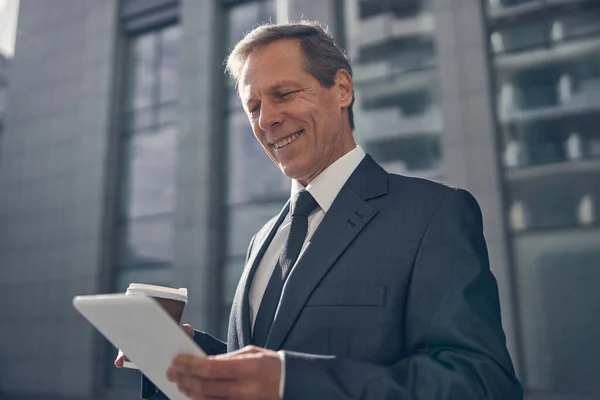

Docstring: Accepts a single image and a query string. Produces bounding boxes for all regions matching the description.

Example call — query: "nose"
[258,101,283,132]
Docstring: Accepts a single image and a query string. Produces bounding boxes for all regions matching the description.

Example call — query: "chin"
[278,158,312,181]
[280,165,305,181]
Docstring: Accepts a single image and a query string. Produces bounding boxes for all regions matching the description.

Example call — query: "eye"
[278,90,297,100]
[249,104,260,115]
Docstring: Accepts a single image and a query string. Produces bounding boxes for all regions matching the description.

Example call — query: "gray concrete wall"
[0,0,120,397]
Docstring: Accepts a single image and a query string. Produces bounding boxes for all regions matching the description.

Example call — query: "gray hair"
[225,20,355,130]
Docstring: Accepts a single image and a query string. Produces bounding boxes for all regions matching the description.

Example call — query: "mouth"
[273,130,304,150]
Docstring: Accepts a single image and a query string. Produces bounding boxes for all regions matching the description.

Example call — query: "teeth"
[275,131,301,149]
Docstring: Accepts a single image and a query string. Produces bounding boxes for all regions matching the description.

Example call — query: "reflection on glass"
[159,25,180,104]
[118,217,174,267]
[123,126,178,218]
[126,26,181,123]
[514,229,600,393]
[347,0,443,178]
[487,0,600,393]
[128,34,157,111]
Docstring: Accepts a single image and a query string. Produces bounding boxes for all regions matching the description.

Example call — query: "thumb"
[214,345,262,359]
[181,324,194,338]
[114,350,124,368]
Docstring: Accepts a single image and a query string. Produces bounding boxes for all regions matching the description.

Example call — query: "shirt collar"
[290,145,366,213]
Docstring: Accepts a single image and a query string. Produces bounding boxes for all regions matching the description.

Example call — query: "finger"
[181,324,194,338]
[214,345,262,359]
[167,367,199,385]
[166,366,179,382]
[114,350,124,368]
[172,355,259,379]
[177,375,206,399]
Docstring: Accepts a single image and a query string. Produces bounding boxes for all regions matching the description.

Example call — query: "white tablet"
[73,294,206,400]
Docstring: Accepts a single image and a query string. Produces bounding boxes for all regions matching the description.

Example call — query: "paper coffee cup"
[121,283,188,369]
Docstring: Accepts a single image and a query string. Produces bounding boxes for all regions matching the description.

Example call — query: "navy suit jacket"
[142,155,522,399]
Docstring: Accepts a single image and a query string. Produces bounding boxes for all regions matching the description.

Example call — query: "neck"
[297,137,356,187]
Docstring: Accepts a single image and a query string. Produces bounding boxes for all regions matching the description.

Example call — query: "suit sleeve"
[282,189,523,400]
[193,330,227,355]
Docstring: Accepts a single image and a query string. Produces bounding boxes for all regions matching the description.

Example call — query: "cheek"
[313,110,333,140]
[252,126,266,143]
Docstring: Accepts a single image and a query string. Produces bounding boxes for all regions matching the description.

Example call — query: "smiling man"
[239,38,356,186]
[137,21,522,400]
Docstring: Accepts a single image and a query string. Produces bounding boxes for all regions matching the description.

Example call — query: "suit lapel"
[265,156,388,350]
[233,201,290,348]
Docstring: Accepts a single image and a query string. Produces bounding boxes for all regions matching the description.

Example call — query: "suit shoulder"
[387,173,463,197]
[386,173,479,210]
[389,174,483,233]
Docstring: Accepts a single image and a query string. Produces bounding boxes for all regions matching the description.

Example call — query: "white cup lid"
[125,283,188,303]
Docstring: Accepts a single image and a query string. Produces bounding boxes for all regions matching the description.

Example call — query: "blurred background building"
[0,0,16,158]
[0,0,598,399]
[0,52,8,150]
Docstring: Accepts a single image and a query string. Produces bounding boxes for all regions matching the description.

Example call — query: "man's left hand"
[167,345,281,400]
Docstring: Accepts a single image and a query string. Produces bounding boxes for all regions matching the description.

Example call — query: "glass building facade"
[0,0,598,399]
[110,21,182,389]
[485,0,600,394]
[348,0,443,180]
[115,25,181,295]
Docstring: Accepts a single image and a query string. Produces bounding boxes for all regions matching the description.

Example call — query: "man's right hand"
[114,324,195,368]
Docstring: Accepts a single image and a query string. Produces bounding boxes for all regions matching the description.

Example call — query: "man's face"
[239,39,354,185]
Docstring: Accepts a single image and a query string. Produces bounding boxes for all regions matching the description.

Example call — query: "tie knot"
[292,190,318,217]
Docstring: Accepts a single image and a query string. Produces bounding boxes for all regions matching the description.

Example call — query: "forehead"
[239,39,309,99]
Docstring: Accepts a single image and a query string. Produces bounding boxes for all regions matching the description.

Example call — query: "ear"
[335,69,353,109]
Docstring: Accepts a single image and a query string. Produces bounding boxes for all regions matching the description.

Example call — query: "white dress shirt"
[248,145,366,398]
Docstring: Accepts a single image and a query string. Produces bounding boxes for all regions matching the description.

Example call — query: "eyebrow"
[243,80,302,109]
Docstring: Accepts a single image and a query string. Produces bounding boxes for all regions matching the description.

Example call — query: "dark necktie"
[252,190,318,347]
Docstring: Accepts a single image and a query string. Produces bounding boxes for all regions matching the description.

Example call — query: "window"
[108,23,181,389]
[346,0,443,181]
[117,25,180,271]
[486,0,600,394]
[121,126,178,218]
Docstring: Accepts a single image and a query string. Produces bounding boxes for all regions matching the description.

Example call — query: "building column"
[174,0,227,336]
[432,0,521,374]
